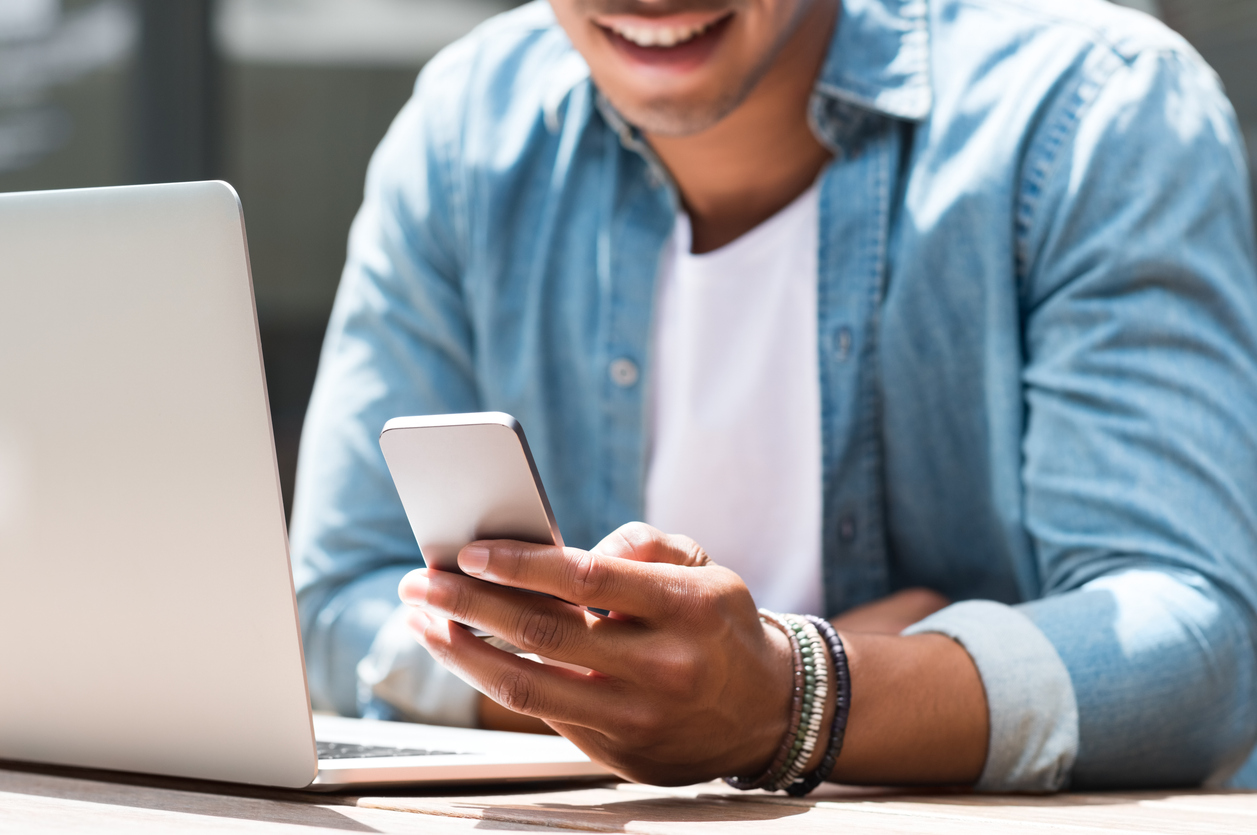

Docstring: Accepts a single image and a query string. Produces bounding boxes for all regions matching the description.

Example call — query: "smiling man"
[290,0,1257,792]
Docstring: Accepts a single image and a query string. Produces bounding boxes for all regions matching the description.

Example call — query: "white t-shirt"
[644,183,824,616]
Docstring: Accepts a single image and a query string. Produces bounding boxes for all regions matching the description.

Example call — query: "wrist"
[725,611,802,788]
[738,616,796,776]
[726,611,846,794]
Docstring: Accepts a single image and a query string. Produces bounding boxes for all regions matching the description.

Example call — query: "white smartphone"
[379,412,563,574]
[381,412,596,673]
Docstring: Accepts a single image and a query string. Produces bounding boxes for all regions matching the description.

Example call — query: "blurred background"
[1,0,1253,517]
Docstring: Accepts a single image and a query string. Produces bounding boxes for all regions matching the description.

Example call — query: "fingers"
[406,608,620,730]
[399,523,792,787]
[453,523,712,617]
[453,546,683,619]
[400,568,639,673]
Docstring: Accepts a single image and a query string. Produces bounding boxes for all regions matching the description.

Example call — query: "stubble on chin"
[610,86,746,138]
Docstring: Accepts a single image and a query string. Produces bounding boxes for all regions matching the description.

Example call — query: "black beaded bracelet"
[787,615,851,797]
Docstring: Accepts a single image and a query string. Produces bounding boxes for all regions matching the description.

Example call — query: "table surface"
[3,762,1256,834]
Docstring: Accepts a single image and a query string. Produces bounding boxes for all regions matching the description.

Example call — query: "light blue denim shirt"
[290,0,1257,791]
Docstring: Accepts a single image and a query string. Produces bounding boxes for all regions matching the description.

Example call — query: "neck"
[646,1,839,254]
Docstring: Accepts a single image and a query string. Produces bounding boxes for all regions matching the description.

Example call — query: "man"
[290,0,1257,791]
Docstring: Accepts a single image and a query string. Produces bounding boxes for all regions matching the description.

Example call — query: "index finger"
[456,540,696,618]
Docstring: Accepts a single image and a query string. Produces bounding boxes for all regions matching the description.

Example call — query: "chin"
[612,101,728,137]
[598,81,755,138]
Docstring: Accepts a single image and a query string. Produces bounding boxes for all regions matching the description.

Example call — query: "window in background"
[214,0,515,516]
[1112,0,1162,16]
[0,0,136,191]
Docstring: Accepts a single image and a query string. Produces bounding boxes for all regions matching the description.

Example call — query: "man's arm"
[289,45,483,722]
[992,45,1257,788]
[476,587,952,735]
[859,45,1257,790]
[402,525,988,786]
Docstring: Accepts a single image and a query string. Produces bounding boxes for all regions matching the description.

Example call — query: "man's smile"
[593,10,736,71]
[594,10,732,46]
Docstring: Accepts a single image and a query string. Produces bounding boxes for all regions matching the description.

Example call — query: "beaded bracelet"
[766,614,814,790]
[786,615,851,797]
[723,610,805,791]
[759,610,807,789]
[790,617,829,788]
[772,615,828,791]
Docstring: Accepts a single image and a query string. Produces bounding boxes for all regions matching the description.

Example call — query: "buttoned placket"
[811,94,906,616]
[591,74,916,617]
[593,99,677,538]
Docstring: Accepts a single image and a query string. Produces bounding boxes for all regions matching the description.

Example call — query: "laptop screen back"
[0,182,317,787]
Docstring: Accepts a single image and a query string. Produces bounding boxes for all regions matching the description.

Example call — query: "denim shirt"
[289,0,1257,791]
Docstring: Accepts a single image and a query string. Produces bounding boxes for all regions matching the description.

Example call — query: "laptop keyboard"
[316,740,466,760]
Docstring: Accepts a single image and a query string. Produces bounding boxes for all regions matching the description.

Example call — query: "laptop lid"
[0,181,318,787]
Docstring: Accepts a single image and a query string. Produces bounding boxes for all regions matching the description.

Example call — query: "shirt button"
[834,327,852,362]
[839,516,857,543]
[609,357,639,388]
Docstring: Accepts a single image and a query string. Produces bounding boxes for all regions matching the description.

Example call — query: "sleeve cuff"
[355,604,481,728]
[903,599,1079,792]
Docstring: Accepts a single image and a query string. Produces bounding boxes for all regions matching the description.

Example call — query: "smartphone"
[380,412,597,672]
[379,412,563,574]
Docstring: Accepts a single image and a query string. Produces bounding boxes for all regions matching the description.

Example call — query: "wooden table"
[3,761,1255,834]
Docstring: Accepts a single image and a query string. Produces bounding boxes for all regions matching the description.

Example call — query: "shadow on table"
[788,782,1257,808]
[2,759,645,832]
[458,794,810,832]
[451,784,1255,832]
[8,757,1253,833]
[0,760,377,831]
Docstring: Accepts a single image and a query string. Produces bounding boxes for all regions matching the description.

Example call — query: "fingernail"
[459,544,490,576]
[407,609,431,640]
[399,570,430,605]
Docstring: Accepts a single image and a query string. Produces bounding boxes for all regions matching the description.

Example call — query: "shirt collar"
[814,0,932,122]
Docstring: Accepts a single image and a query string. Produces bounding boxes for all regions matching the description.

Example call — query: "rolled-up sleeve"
[288,44,483,723]
[917,46,1257,790]
[905,601,1079,791]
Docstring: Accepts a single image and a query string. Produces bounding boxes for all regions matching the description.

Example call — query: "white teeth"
[612,21,712,48]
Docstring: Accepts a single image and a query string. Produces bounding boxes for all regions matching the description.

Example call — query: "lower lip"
[599,15,733,73]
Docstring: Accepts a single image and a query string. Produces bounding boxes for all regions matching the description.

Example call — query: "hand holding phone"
[381,412,592,673]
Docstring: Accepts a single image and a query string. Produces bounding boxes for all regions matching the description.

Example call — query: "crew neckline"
[676,180,822,259]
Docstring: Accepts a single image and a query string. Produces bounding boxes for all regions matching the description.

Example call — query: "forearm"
[814,632,988,785]
[404,528,1248,791]
[902,574,1257,791]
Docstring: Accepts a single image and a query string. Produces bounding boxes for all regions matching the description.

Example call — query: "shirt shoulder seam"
[954,0,1191,67]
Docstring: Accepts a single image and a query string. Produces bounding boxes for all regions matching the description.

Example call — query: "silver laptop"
[0,181,611,790]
